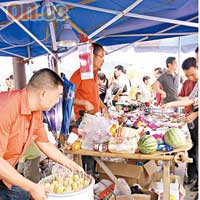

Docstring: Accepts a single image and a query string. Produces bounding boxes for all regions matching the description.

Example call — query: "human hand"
[193,98,198,106]
[161,91,166,99]
[161,102,173,111]
[84,101,94,113]
[113,95,118,101]
[65,160,85,173]
[185,112,198,123]
[29,183,47,200]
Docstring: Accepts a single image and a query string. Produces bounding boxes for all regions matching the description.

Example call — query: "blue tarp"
[0,0,198,58]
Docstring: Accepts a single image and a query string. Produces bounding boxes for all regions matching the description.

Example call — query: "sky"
[0,45,196,90]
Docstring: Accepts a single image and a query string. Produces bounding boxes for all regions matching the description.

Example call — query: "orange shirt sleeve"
[33,113,48,143]
[70,69,81,92]
[0,105,15,157]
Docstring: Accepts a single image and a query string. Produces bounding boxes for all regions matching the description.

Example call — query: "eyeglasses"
[94,53,104,59]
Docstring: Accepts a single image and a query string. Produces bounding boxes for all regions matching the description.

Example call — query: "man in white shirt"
[137,76,152,103]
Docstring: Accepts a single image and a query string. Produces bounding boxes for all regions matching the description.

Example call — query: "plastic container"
[39,174,95,200]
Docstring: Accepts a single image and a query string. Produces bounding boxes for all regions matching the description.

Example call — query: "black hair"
[114,65,125,72]
[27,68,64,89]
[98,72,108,88]
[92,43,104,55]
[98,72,106,80]
[195,47,198,53]
[9,75,14,79]
[182,57,197,70]
[154,67,163,75]
[166,57,176,68]
[60,72,66,78]
[143,76,150,82]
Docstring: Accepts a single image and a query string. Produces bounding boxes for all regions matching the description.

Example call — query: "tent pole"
[0,49,26,58]
[88,0,143,39]
[177,37,181,91]
[0,5,57,59]
[107,16,197,55]
[12,57,26,89]
[53,0,198,28]
[0,3,38,31]
[95,32,196,40]
[0,0,41,7]
[44,0,59,73]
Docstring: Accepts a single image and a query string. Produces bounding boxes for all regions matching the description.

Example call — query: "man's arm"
[73,99,94,113]
[162,97,194,109]
[0,157,46,200]
[113,87,123,101]
[152,80,166,98]
[36,141,84,172]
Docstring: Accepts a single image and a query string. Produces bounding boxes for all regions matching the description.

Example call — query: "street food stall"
[60,102,193,200]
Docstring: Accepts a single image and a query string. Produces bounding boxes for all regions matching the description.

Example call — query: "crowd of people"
[0,43,198,200]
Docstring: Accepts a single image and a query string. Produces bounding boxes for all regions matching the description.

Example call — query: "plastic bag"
[43,77,75,134]
[61,76,75,134]
[113,178,131,196]
[79,114,111,150]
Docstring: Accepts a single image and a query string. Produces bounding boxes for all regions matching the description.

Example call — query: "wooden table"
[65,143,192,200]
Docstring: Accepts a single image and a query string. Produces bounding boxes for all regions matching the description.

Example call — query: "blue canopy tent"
[133,34,198,53]
[0,0,198,59]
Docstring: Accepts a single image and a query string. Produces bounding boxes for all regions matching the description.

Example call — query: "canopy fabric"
[133,34,198,53]
[0,0,198,58]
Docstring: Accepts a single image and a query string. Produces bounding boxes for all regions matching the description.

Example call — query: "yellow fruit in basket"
[73,174,79,182]
[79,177,84,185]
[63,179,69,187]
[72,182,78,191]
[83,179,89,187]
[41,173,91,194]
[65,185,72,192]
[55,185,65,194]
[52,180,58,186]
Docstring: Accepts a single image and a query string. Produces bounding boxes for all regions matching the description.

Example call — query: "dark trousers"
[82,156,96,176]
[0,181,30,200]
[187,117,198,180]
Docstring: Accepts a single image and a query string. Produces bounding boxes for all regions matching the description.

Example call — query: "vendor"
[0,69,83,200]
[70,43,107,121]
[162,57,198,193]
[70,43,107,175]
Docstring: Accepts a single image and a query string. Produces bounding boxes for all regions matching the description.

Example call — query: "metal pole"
[88,0,143,39]
[0,5,56,59]
[12,57,26,89]
[53,0,198,28]
[106,16,197,55]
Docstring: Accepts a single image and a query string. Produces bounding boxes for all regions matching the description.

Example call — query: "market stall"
[64,143,192,200]
[59,102,193,200]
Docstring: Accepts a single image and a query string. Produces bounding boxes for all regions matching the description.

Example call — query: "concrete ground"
[174,163,198,200]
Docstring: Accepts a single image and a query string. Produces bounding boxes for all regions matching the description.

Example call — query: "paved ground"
[174,163,198,200]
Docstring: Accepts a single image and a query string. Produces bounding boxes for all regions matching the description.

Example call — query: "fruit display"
[138,135,158,154]
[40,173,91,194]
[164,128,186,148]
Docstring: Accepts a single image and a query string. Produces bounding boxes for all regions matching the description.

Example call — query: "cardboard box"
[109,194,151,200]
[97,160,158,188]
[148,173,185,200]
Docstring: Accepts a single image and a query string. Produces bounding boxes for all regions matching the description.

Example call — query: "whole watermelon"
[164,128,186,148]
[138,135,158,154]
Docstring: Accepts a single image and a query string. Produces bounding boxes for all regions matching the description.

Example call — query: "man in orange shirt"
[70,43,107,121]
[0,69,83,200]
[70,43,107,175]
